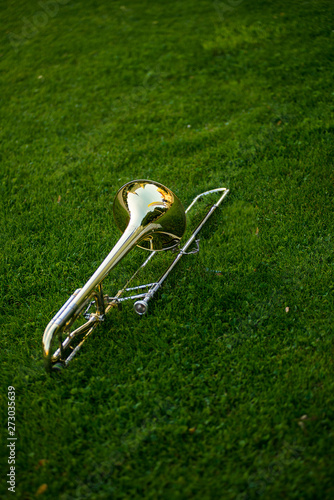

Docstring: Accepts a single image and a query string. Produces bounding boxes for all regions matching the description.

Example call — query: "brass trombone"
[42,180,229,372]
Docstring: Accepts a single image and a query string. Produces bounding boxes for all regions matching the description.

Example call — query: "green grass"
[1,0,334,498]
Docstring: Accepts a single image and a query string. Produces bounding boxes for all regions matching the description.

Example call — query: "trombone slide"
[133,188,229,314]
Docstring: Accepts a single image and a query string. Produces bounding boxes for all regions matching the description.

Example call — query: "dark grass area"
[1,0,334,498]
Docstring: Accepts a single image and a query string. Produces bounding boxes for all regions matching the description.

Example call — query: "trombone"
[42,180,229,372]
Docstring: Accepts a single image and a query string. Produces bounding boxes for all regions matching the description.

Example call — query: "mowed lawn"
[1,0,334,498]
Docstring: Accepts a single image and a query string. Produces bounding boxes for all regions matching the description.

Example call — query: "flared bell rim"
[113,179,186,251]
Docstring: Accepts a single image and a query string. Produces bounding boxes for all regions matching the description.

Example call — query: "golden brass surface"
[113,180,186,251]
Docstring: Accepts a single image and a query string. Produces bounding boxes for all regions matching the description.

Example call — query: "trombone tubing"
[134,188,229,314]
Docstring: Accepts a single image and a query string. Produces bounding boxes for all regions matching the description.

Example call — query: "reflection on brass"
[42,180,229,372]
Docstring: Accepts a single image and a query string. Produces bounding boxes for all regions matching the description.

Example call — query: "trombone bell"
[113,180,186,251]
